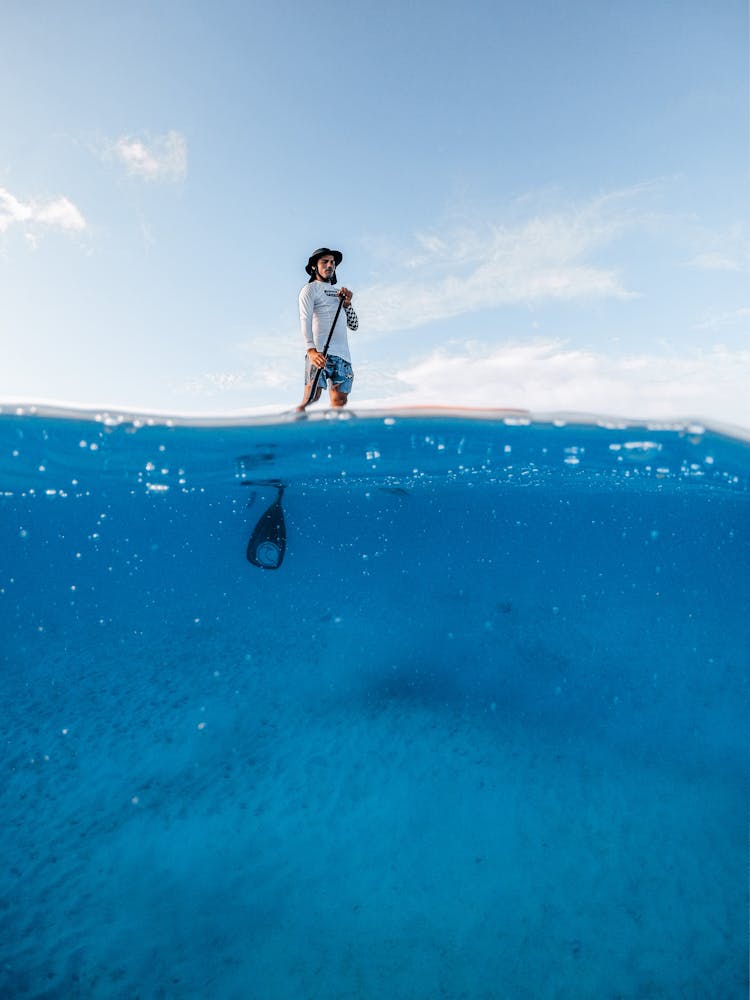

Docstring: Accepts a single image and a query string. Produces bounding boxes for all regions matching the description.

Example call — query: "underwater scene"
[1,406,748,999]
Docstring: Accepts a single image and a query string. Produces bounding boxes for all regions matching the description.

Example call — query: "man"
[298,247,358,408]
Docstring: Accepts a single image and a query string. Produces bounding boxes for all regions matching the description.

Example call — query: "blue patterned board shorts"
[305,354,354,394]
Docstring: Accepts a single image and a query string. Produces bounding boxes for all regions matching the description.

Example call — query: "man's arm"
[345,304,358,331]
[337,287,358,331]
[298,284,317,351]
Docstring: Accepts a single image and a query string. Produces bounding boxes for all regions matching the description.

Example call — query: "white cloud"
[110,130,187,181]
[355,339,750,428]
[358,191,641,333]
[0,186,86,236]
[169,338,748,426]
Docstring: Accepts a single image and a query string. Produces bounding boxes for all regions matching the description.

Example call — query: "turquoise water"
[1,407,748,999]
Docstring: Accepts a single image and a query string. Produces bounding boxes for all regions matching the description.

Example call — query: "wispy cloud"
[358,191,642,333]
[356,339,750,428]
[0,186,87,236]
[688,252,744,272]
[179,327,301,399]
[684,223,749,273]
[181,372,249,395]
[109,130,187,181]
[693,306,750,332]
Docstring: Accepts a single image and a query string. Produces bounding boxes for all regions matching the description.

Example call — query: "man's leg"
[327,357,352,408]
[328,387,348,407]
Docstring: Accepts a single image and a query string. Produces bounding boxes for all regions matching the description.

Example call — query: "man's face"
[315,255,336,281]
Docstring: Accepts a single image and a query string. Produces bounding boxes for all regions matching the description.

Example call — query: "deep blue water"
[1,407,748,999]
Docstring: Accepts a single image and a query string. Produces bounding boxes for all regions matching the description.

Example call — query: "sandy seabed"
[2,575,746,999]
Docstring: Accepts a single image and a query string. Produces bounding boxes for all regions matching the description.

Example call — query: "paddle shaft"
[300,294,345,410]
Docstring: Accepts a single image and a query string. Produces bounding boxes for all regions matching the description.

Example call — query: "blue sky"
[2,0,748,426]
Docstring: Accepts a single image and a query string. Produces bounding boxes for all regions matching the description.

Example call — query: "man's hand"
[307,349,327,370]
[338,287,353,308]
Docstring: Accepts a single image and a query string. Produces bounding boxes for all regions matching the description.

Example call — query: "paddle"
[246,482,286,570]
[297,294,345,411]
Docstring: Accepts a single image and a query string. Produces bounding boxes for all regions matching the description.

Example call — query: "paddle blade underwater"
[246,487,286,569]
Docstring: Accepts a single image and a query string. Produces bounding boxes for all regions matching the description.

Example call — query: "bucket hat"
[305,247,343,276]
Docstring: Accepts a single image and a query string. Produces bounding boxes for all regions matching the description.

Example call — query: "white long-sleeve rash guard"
[299,282,358,363]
